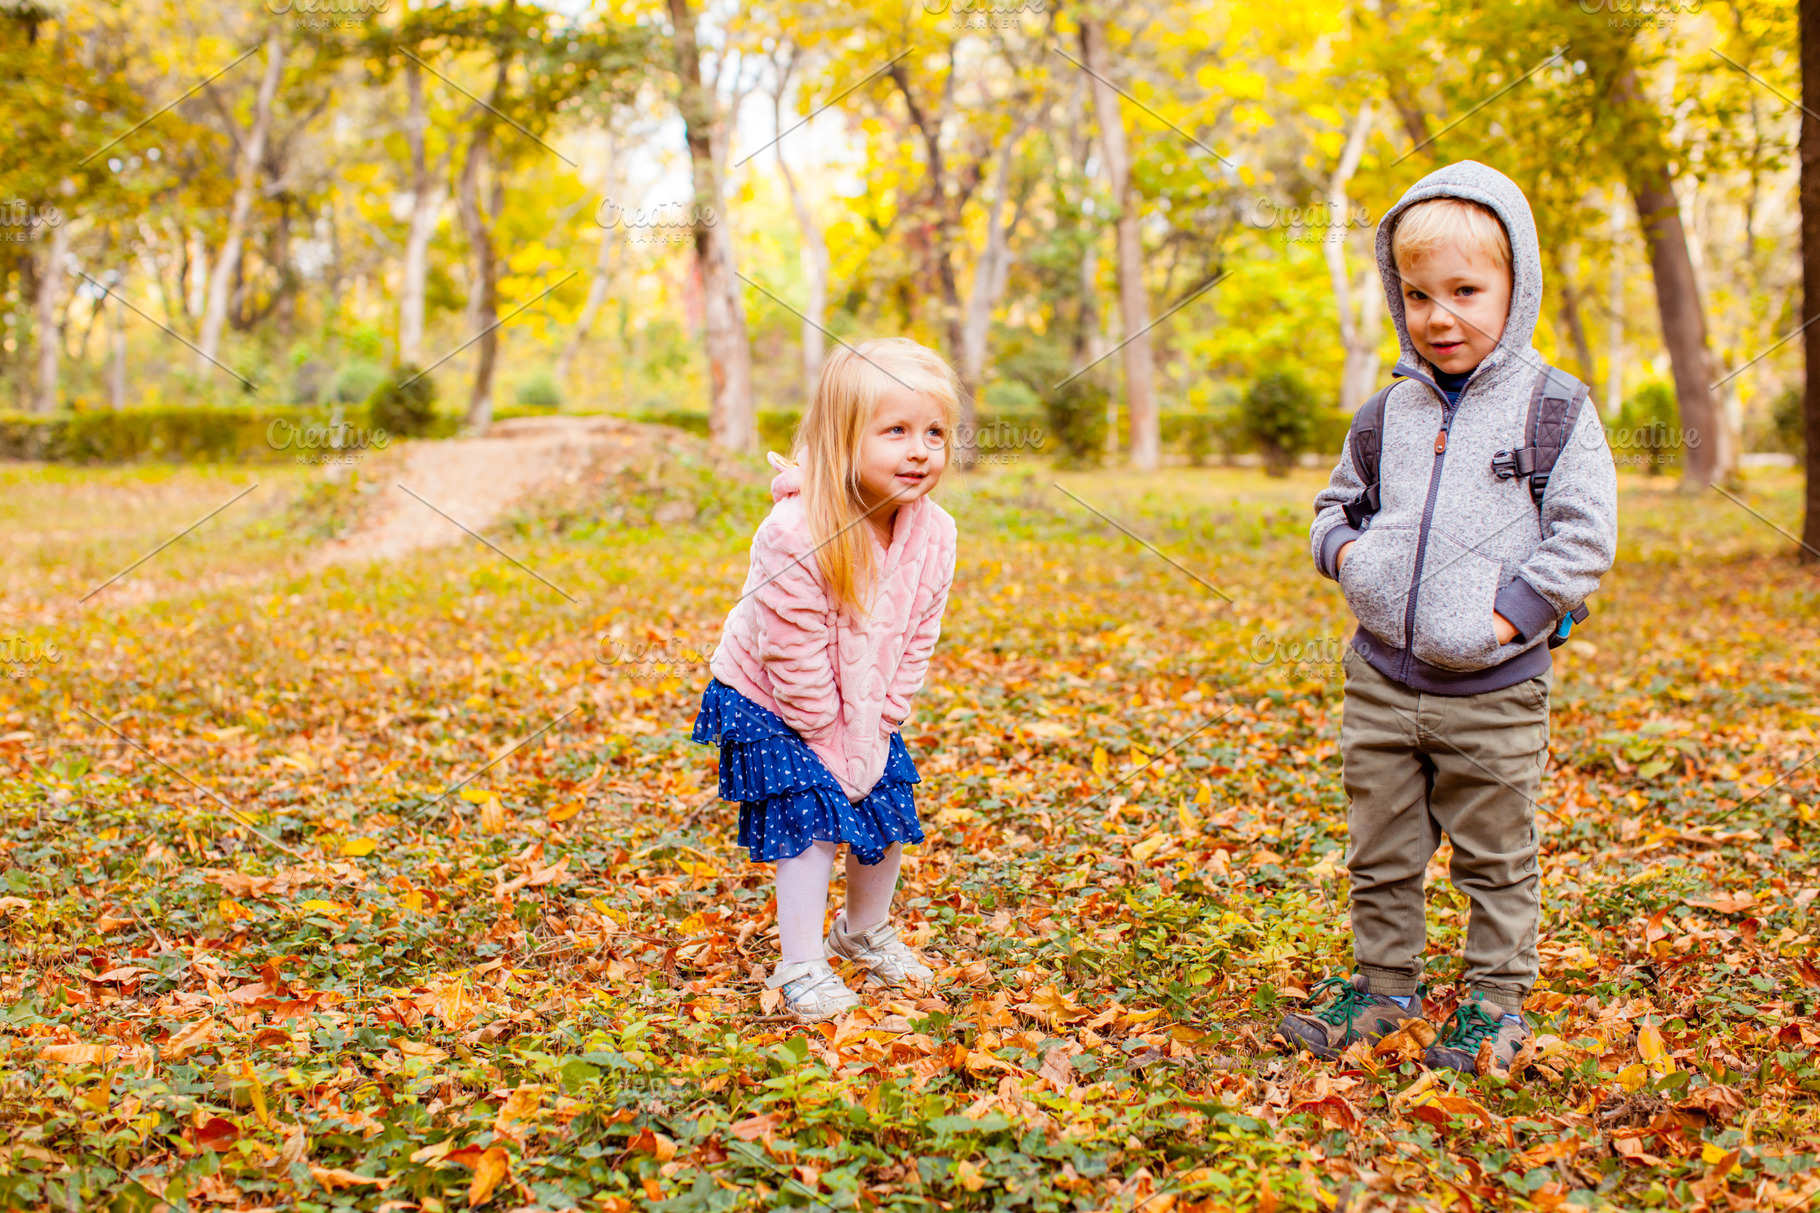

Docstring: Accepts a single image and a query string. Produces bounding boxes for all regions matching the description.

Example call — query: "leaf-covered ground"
[1,452,1817,1212]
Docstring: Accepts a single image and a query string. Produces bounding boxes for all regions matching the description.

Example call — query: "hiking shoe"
[1274,973,1424,1060]
[1425,997,1528,1074]
[766,958,861,1022]
[825,912,934,988]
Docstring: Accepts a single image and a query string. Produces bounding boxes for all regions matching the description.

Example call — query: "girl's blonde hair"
[787,338,960,617]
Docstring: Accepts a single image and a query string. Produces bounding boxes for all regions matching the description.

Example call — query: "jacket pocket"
[1408,530,1503,670]
[1337,523,1417,650]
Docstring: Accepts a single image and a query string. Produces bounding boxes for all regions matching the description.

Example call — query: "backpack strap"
[1340,383,1398,529]
[1493,365,1589,507]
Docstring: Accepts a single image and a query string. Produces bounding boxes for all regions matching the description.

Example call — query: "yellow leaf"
[435,980,476,1031]
[410,1139,456,1165]
[298,899,344,918]
[1615,1063,1649,1092]
[480,796,508,834]
[460,787,493,804]
[955,1159,986,1192]
[242,1058,270,1127]
[1131,745,1151,766]
[339,837,378,857]
[548,802,582,823]
[401,890,425,913]
[1130,834,1173,863]
[1194,780,1213,807]
[1637,1024,1671,1075]
[1091,747,1109,777]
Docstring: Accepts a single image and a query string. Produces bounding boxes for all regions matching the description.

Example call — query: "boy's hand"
[1493,611,1518,645]
[1335,541,1354,573]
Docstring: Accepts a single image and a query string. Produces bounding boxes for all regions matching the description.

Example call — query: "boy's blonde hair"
[789,337,960,617]
[1392,196,1511,271]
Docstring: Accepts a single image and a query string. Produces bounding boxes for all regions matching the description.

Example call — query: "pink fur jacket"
[708,455,957,800]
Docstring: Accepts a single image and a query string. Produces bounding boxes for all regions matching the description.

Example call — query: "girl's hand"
[1336,540,1354,573]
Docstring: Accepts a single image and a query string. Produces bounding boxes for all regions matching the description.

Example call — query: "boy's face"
[1395,244,1512,377]
[854,386,949,515]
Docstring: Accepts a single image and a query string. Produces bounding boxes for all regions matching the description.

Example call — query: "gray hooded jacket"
[1309,161,1618,695]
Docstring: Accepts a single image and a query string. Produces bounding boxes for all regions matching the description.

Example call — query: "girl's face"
[854,386,949,517]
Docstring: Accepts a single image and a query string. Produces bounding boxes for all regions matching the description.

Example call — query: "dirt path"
[314,414,651,566]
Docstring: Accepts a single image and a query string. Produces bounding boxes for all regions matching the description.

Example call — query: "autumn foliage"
[0,457,1816,1211]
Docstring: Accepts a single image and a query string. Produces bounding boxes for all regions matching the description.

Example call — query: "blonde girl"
[692,338,961,1021]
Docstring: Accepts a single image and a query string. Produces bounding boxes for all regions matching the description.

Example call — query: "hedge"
[0,406,453,464]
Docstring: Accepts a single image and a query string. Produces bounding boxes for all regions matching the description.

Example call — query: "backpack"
[1338,364,1592,649]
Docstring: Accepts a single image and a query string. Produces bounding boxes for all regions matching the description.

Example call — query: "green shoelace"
[1438,1001,1506,1052]
[1310,975,1375,1035]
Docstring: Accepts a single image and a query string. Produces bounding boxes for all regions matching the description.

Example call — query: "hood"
[1374,160,1544,389]
[767,450,801,502]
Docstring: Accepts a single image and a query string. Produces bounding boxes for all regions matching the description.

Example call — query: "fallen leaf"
[309,1166,389,1191]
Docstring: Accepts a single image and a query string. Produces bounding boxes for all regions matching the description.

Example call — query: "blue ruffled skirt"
[691,680,924,865]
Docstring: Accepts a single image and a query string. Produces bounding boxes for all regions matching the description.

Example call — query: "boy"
[1281,161,1617,1072]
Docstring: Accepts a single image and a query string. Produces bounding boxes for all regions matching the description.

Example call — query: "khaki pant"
[1339,646,1550,1013]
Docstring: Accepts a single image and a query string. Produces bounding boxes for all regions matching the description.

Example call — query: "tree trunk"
[958,112,1031,450]
[1552,246,1597,389]
[888,59,972,461]
[1081,17,1157,469]
[670,0,754,453]
[1079,241,1116,461]
[1606,190,1625,418]
[111,289,127,409]
[457,127,499,430]
[197,31,284,373]
[34,217,68,413]
[1803,0,1820,558]
[1324,102,1381,412]
[1630,167,1731,488]
[557,214,615,394]
[399,60,444,368]
[776,136,828,409]
[1611,67,1731,488]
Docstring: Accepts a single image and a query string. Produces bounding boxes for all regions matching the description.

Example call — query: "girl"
[693,338,959,1022]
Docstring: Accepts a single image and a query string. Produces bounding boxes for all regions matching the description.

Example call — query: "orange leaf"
[39,1042,120,1066]
[493,1084,543,1140]
[629,1127,677,1162]
[309,1166,389,1191]
[449,1146,510,1207]
[730,1112,781,1143]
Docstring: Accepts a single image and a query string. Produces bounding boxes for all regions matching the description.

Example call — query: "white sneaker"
[825,912,935,988]
[766,958,860,1022]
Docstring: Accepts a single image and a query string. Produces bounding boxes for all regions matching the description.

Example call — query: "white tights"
[773,841,905,964]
